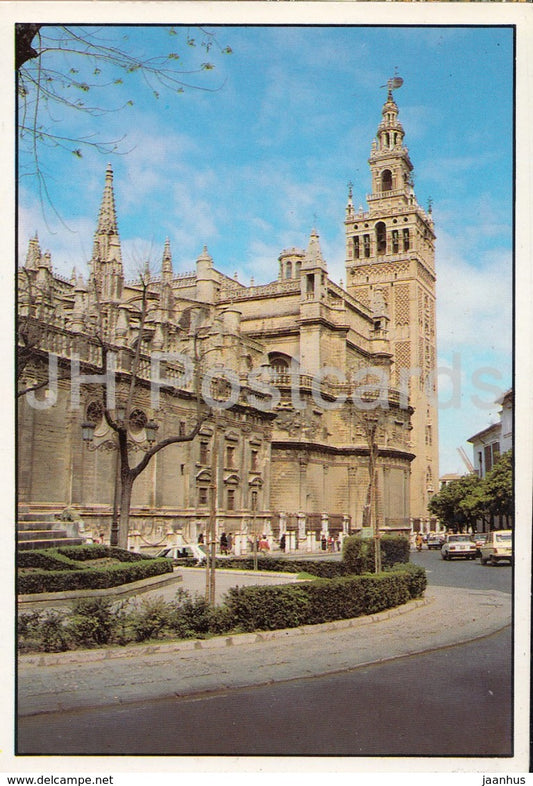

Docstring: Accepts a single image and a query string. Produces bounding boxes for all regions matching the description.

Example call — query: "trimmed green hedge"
[213,557,347,578]
[224,565,425,632]
[17,550,88,571]
[56,545,153,562]
[343,535,410,574]
[18,558,173,594]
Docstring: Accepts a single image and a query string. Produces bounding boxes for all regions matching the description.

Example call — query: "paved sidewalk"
[18,584,511,717]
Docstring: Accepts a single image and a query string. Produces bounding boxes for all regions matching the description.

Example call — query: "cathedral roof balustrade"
[366,188,409,202]
[269,371,408,410]
[217,278,301,303]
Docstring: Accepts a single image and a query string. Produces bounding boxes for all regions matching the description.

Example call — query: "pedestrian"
[415,532,423,552]
[220,532,228,555]
[279,533,286,552]
[321,535,327,551]
[197,532,204,545]
[227,532,233,554]
[259,535,270,553]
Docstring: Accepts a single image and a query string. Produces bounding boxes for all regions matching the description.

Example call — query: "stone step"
[18,522,58,532]
[17,538,85,551]
[18,529,68,542]
[17,512,58,524]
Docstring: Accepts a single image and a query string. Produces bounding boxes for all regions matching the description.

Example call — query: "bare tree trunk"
[118,473,133,550]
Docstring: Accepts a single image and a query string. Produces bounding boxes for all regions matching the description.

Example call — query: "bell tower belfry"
[345,80,439,529]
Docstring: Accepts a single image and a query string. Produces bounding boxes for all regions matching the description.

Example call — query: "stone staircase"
[17,508,85,551]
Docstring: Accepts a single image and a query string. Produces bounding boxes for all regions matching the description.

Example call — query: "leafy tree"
[429,450,513,531]
[16,24,232,217]
[428,473,482,531]
[479,450,513,524]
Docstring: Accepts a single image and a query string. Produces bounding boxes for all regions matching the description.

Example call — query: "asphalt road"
[409,548,513,593]
[17,626,512,757]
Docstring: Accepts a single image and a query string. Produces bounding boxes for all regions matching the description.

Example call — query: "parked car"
[155,544,207,564]
[472,533,488,557]
[479,530,513,566]
[441,534,477,560]
[427,533,445,550]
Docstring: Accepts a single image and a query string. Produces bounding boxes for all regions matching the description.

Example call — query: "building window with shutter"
[200,441,209,465]
[198,487,208,507]
[227,488,235,510]
[226,445,235,468]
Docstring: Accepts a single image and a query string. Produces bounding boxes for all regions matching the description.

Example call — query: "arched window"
[285,261,292,279]
[376,222,387,255]
[403,228,410,251]
[353,237,360,259]
[381,170,393,192]
[269,353,292,375]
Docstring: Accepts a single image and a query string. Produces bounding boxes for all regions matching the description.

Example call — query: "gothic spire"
[24,232,41,269]
[91,164,124,301]
[97,163,119,236]
[303,228,327,271]
[162,237,173,277]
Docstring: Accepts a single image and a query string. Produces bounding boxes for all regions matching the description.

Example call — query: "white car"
[479,530,513,566]
[155,544,207,564]
[441,534,477,560]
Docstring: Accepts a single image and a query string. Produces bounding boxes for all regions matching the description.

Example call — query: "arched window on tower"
[285,261,292,279]
[363,234,371,258]
[392,229,399,254]
[384,132,390,149]
[269,353,291,375]
[376,222,387,255]
[353,237,360,259]
[381,170,393,192]
[403,228,410,251]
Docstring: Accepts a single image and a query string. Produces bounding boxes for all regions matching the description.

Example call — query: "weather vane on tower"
[381,67,404,94]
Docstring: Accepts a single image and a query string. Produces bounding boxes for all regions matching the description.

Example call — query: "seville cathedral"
[18,86,439,551]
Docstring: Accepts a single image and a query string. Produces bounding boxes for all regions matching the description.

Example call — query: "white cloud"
[436,228,512,358]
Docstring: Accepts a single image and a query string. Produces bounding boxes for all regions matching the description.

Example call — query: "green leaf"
[72,149,83,158]
[167,53,180,60]
[114,78,123,85]
[201,63,214,71]
[223,46,233,55]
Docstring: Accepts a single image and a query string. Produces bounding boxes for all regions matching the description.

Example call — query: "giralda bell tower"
[345,79,439,530]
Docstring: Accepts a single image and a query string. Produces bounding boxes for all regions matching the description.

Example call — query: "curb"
[19,594,431,667]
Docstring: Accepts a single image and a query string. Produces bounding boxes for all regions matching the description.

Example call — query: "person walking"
[220,532,228,555]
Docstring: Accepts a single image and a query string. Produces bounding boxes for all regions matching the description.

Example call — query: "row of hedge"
[17,545,154,571]
[18,556,173,594]
[18,563,427,652]
[224,563,426,632]
[176,535,410,577]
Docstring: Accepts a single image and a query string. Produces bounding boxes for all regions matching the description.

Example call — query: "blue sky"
[18,24,514,475]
